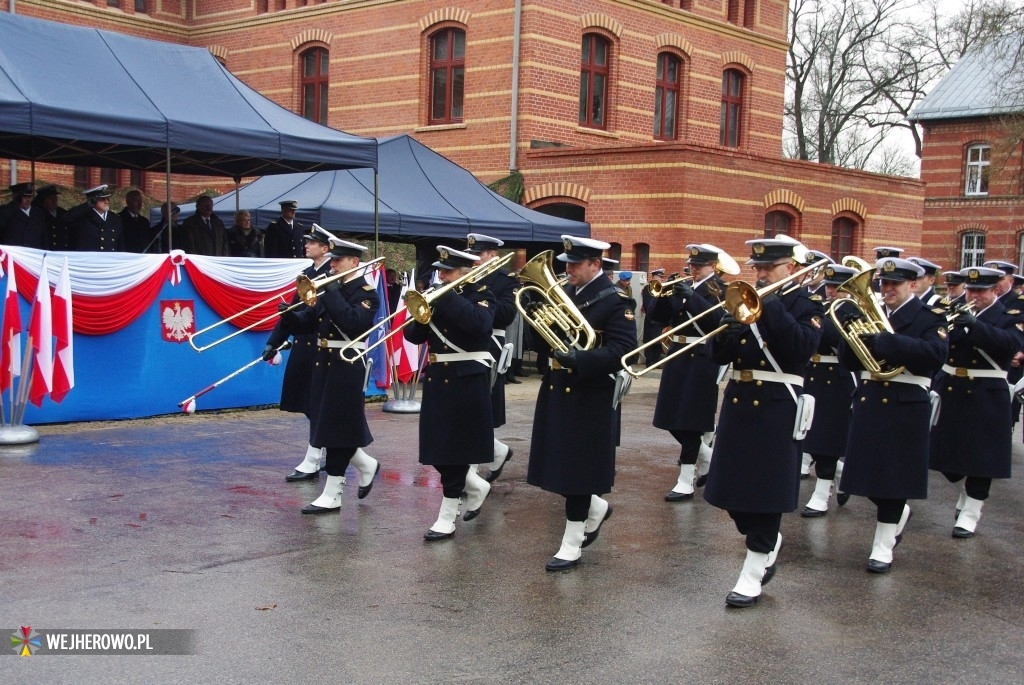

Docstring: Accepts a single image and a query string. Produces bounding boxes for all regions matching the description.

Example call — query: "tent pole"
[234,176,240,214]
[374,172,380,258]
[165,148,172,252]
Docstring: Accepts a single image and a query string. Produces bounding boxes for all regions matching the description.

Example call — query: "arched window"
[764,211,792,238]
[429,28,465,124]
[720,69,744,148]
[743,0,756,29]
[654,53,681,141]
[830,216,857,260]
[960,231,986,267]
[580,34,610,129]
[300,47,329,124]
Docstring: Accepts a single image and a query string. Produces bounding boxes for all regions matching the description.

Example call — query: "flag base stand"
[0,425,40,445]
[382,399,421,413]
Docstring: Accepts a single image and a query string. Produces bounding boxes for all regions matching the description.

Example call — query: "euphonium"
[515,250,597,353]
[827,267,905,380]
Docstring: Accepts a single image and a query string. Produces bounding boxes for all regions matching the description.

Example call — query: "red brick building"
[2,0,923,269]
[911,40,1024,272]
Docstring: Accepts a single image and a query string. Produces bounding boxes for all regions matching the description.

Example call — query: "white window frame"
[960,231,986,267]
[965,144,990,196]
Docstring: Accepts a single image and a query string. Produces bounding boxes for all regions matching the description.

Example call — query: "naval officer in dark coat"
[265,225,334,481]
[799,263,858,517]
[279,237,382,514]
[526,235,637,571]
[404,246,496,541]
[651,244,727,502]
[703,238,824,607]
[463,233,519,484]
[930,266,1024,538]
[70,185,125,252]
[0,183,47,249]
[264,199,307,259]
[838,257,947,574]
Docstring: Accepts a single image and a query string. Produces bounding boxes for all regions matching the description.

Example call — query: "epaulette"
[931,307,946,315]
[362,284,375,291]
[1007,309,1022,316]
[477,284,488,292]
[810,294,823,302]
[617,290,631,299]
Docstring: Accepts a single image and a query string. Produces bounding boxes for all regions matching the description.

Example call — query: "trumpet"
[946,301,976,324]
[648,276,693,297]
[187,256,386,353]
[515,251,597,353]
[621,256,831,378]
[339,252,515,362]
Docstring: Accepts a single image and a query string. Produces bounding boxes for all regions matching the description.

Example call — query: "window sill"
[963,192,989,198]
[575,126,620,139]
[415,123,467,133]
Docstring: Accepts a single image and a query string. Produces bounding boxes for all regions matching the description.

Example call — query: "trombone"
[648,276,692,297]
[621,256,831,378]
[187,256,386,352]
[339,252,515,362]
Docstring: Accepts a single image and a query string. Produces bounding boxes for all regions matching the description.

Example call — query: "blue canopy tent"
[0,12,377,176]
[172,135,590,247]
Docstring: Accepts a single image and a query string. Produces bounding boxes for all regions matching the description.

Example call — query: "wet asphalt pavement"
[2,373,1024,683]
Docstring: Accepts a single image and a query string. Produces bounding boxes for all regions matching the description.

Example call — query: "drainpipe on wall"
[508,0,522,173]
[9,0,16,185]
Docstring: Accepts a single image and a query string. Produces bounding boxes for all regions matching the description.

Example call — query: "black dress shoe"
[952,526,974,539]
[866,559,891,573]
[286,469,319,482]
[424,529,454,542]
[357,463,380,500]
[301,503,339,514]
[725,591,759,608]
[836,492,850,506]
[582,504,613,548]
[800,506,827,518]
[695,474,708,488]
[545,556,580,571]
[665,490,694,502]
[507,377,521,384]
[484,449,513,483]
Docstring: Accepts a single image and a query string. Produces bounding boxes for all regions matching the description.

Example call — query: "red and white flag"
[28,260,53,407]
[0,252,22,393]
[51,257,74,403]
[388,270,421,384]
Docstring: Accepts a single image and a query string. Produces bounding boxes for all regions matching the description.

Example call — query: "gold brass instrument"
[649,276,693,297]
[621,255,831,378]
[842,255,873,271]
[946,301,976,324]
[514,250,597,354]
[187,256,386,353]
[339,252,515,362]
[826,267,905,380]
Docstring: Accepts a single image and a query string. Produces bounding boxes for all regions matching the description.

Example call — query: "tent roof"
[174,134,589,244]
[0,13,377,176]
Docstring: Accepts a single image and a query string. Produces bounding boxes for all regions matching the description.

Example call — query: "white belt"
[492,329,506,337]
[810,354,839,364]
[941,364,1008,380]
[731,369,804,387]
[860,371,931,388]
[429,351,492,366]
[318,339,365,350]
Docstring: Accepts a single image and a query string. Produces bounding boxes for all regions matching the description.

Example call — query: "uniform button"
[826,380,831,385]
[759,360,766,367]
[808,376,815,383]
[881,398,888,404]
[444,362,449,367]
[947,386,952,391]
[860,397,866,402]
[736,358,742,363]
[549,385,554,390]
[967,390,972,394]
[427,377,432,382]
[752,400,759,407]
[565,388,571,394]
[740,338,747,344]
[756,380,762,387]
[883,382,889,387]
[732,397,738,404]
[444,379,449,384]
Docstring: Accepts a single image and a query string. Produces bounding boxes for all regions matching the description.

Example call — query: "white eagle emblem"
[162,301,195,341]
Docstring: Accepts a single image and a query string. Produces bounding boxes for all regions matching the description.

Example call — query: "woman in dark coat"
[404,246,496,541]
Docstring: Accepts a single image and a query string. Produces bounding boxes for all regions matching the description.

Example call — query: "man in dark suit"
[179,195,229,256]
[930,266,1024,538]
[703,238,823,607]
[526,236,637,571]
[0,182,47,249]
[838,257,947,574]
[264,200,307,258]
[70,185,125,252]
[34,185,71,251]
[120,189,161,253]
[404,246,496,541]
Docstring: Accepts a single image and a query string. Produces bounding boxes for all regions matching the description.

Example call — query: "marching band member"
[651,244,726,502]
[266,225,334,482]
[908,257,943,305]
[703,238,823,607]
[800,264,857,517]
[404,246,496,541]
[941,271,966,306]
[929,267,1024,538]
[463,233,519,483]
[278,238,382,514]
[526,236,637,571]
[837,258,947,573]
[642,268,668,367]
